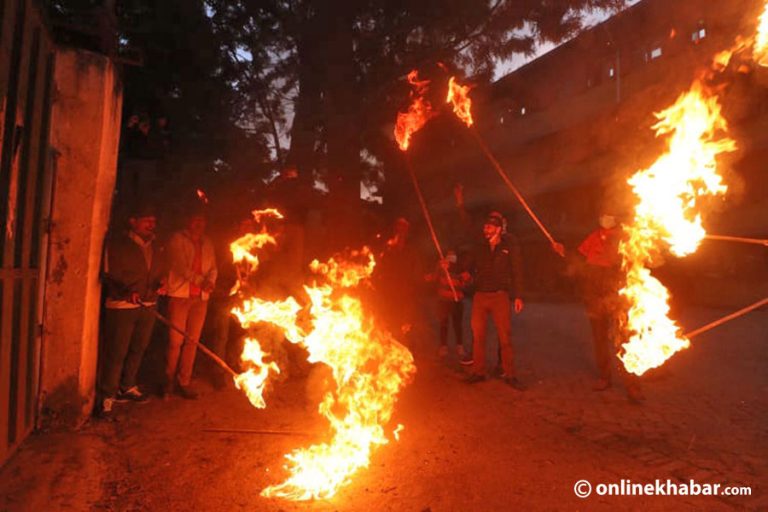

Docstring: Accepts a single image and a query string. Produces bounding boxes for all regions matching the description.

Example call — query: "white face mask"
[599,215,617,229]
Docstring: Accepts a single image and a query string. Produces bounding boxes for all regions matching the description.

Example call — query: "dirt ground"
[1,302,766,511]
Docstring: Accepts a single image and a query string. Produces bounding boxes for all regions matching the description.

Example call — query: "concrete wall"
[39,49,122,428]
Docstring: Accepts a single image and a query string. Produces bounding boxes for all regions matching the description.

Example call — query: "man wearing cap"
[165,207,217,399]
[465,211,527,390]
[99,203,165,413]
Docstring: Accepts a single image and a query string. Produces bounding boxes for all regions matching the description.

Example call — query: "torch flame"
[252,208,284,223]
[229,208,285,274]
[394,70,437,151]
[230,223,415,500]
[446,76,473,127]
[618,81,735,376]
[754,1,768,65]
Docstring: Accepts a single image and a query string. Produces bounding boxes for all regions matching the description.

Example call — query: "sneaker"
[503,377,527,392]
[101,397,115,414]
[117,386,149,403]
[177,386,198,400]
[465,374,486,384]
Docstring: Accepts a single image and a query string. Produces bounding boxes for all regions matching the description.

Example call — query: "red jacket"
[578,227,621,268]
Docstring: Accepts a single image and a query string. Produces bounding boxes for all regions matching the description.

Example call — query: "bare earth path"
[1,303,766,511]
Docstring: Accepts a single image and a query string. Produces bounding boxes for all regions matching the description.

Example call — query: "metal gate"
[0,0,56,466]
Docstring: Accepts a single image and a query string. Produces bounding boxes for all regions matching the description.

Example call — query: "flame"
[234,338,281,409]
[308,247,376,288]
[229,208,285,274]
[230,224,415,500]
[446,76,473,127]
[394,70,436,151]
[618,81,735,376]
[252,208,284,223]
[754,1,768,65]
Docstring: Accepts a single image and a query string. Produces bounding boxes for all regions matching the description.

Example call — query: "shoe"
[438,345,448,358]
[101,397,115,414]
[465,374,486,384]
[503,377,527,392]
[592,378,611,392]
[117,386,149,403]
[177,386,198,400]
[459,355,474,366]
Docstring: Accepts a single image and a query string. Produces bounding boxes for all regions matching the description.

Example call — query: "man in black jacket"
[466,212,527,390]
[99,204,165,413]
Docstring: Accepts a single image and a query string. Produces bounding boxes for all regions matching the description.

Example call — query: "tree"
[205,0,626,213]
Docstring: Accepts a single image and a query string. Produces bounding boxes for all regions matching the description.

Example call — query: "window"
[608,67,615,78]
[692,27,707,43]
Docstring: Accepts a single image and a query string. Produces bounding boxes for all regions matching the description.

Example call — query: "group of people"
[378,186,644,403]
[98,176,645,417]
[99,202,219,414]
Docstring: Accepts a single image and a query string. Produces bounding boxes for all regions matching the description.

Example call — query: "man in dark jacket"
[466,212,526,390]
[99,204,165,413]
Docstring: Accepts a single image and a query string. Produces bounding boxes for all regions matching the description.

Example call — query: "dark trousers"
[437,299,464,347]
[210,297,244,369]
[471,291,514,377]
[100,306,156,398]
[589,312,613,381]
[588,308,642,392]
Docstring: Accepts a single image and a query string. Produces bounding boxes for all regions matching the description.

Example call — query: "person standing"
[165,208,217,399]
[99,203,165,413]
[577,212,644,402]
[425,249,471,359]
[466,212,527,390]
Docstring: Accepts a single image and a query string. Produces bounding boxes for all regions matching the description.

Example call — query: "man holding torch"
[576,210,644,403]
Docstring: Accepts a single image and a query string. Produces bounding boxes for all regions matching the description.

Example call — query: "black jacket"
[102,232,165,303]
[471,235,524,298]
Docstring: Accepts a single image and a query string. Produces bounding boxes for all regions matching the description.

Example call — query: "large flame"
[618,81,735,376]
[230,219,415,500]
[754,1,768,65]
[446,76,473,127]
[394,70,436,151]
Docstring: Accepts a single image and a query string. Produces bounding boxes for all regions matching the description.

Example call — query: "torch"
[140,302,238,378]
[446,77,565,257]
[394,70,460,302]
